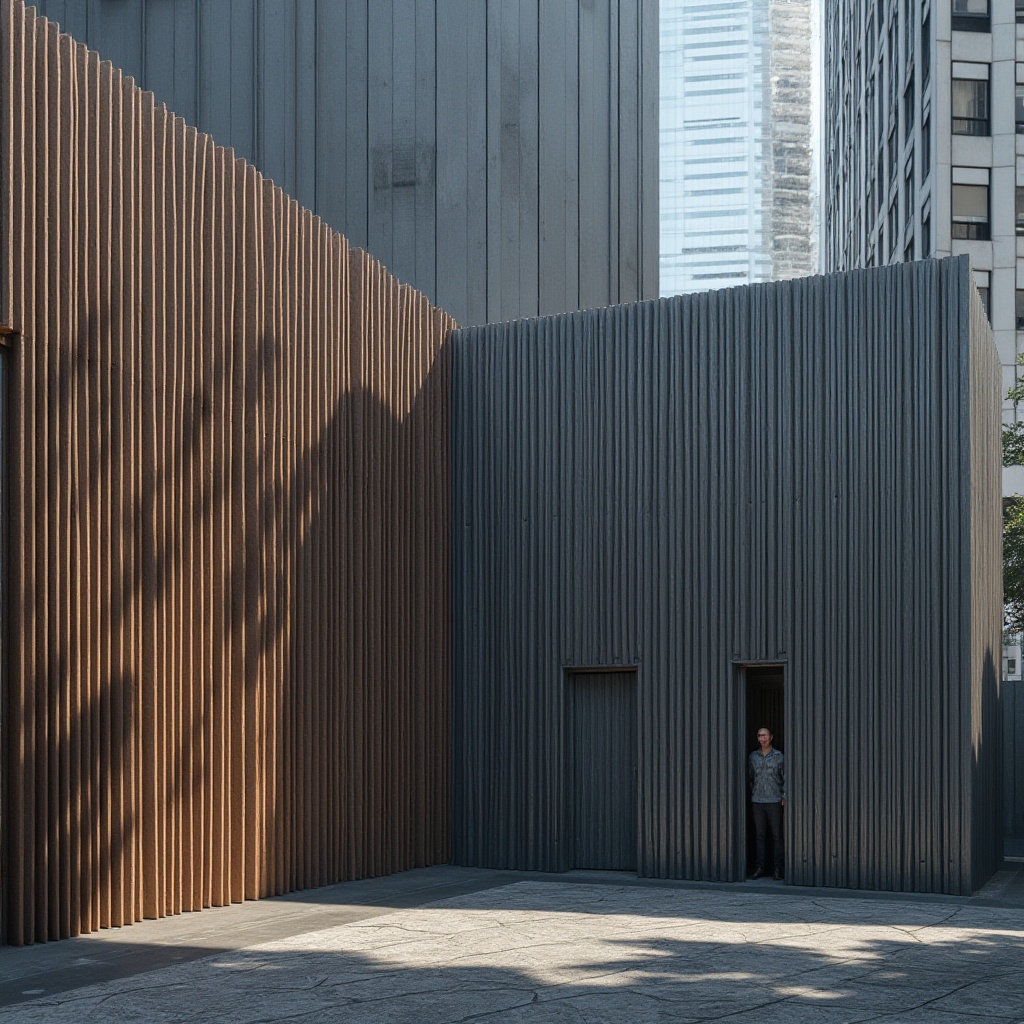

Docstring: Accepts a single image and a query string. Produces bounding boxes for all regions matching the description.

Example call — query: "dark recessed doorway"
[744,665,785,877]
[566,670,637,870]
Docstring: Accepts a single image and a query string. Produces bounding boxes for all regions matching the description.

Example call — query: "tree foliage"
[1004,497,1024,634]
[1004,368,1024,468]
[1005,357,1024,633]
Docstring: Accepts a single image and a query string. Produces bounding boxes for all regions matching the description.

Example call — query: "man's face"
[757,729,772,749]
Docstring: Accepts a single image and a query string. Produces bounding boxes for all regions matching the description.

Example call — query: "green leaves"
[1005,498,1024,634]
[1005,355,1024,631]
[1003,422,1024,467]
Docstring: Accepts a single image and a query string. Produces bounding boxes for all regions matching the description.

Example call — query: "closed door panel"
[568,672,637,870]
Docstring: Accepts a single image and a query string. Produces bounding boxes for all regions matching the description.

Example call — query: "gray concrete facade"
[31,0,659,326]
[451,257,1002,895]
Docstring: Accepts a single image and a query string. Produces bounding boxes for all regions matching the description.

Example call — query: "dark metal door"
[568,671,637,870]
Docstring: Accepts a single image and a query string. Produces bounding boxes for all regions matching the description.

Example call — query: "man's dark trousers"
[753,801,783,872]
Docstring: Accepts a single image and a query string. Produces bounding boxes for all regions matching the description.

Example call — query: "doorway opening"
[743,665,785,878]
[0,335,7,942]
[565,670,637,871]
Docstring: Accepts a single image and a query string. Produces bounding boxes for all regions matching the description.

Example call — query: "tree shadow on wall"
[239,326,451,902]
[4,297,451,944]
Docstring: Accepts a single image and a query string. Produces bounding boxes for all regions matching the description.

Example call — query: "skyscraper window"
[951,182,990,240]
[952,75,990,135]
[903,73,915,140]
[905,157,915,227]
[952,0,990,32]
[921,14,931,83]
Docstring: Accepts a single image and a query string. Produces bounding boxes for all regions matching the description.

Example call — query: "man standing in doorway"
[748,727,785,880]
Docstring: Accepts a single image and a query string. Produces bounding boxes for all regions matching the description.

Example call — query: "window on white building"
[951,182,989,240]
[952,76,989,136]
[905,157,915,225]
[952,0,990,32]
[921,14,931,84]
[903,74,915,141]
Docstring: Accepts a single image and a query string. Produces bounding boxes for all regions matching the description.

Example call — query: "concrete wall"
[451,257,1003,895]
[0,0,453,945]
[29,0,659,327]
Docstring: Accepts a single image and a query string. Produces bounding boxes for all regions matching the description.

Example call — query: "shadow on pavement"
[0,876,1022,1022]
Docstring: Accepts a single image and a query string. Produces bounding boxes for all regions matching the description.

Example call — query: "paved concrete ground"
[1,866,1023,1023]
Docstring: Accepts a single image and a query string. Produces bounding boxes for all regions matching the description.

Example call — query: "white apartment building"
[824,0,1023,494]
[660,0,814,295]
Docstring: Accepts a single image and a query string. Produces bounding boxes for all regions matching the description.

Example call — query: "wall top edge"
[452,257,971,340]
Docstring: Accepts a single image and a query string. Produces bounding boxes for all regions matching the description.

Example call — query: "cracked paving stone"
[868,1010,1024,1024]
[3,881,1024,1023]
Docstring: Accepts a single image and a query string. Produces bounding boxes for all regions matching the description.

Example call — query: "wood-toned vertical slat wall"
[0,0,454,946]
[966,274,1003,891]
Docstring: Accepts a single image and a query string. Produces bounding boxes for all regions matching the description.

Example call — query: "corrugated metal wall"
[452,257,1002,895]
[28,0,659,327]
[0,0,453,945]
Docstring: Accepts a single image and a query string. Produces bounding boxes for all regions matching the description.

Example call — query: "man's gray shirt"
[748,748,785,803]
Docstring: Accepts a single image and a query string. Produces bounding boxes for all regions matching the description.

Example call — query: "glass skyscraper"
[660,0,814,296]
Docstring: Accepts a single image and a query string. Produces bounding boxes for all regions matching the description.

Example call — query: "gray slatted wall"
[29,0,659,327]
[451,258,1002,895]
